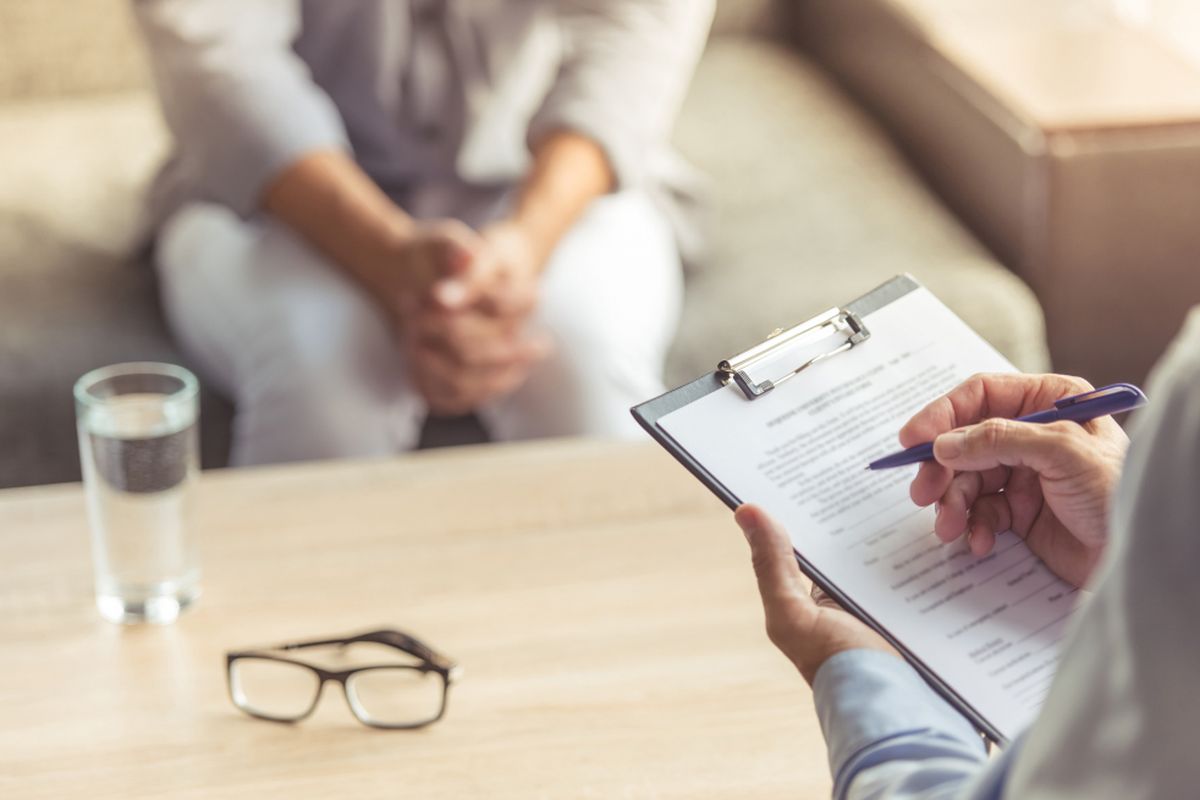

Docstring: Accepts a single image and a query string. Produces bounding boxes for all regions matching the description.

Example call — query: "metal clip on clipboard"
[718,308,871,400]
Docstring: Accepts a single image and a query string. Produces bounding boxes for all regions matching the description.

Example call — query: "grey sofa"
[0,0,1048,489]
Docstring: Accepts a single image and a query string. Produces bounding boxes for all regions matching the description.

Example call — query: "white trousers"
[155,192,682,466]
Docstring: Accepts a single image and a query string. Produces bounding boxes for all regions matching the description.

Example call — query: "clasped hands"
[372,218,552,416]
[737,373,1131,684]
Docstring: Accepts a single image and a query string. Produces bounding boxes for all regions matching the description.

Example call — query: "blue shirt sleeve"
[812,649,1019,800]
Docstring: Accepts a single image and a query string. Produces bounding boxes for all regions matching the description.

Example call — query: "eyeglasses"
[225,628,461,729]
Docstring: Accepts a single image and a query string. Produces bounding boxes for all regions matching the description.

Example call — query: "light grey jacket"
[133,0,714,230]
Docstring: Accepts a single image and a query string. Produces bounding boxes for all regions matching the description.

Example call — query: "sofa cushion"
[0,0,149,102]
[0,94,231,487]
[666,38,1049,384]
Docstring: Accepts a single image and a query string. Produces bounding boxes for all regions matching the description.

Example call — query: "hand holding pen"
[880,374,1140,587]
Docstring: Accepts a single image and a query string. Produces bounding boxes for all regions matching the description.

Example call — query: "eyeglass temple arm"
[276,629,455,671]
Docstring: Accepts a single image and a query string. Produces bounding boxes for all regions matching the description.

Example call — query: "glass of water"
[74,362,201,624]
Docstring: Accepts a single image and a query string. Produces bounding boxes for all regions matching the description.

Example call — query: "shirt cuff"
[813,649,987,799]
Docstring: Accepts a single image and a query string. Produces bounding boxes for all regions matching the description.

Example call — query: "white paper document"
[658,288,1079,740]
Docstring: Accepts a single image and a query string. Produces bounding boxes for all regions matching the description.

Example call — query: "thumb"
[429,244,476,310]
[427,225,486,310]
[933,418,1084,476]
[735,505,810,616]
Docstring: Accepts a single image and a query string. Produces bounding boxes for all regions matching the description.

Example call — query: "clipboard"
[632,274,1005,744]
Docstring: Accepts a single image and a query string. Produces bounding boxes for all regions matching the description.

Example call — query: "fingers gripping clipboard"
[632,275,1076,744]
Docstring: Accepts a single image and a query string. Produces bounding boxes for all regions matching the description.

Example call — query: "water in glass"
[77,373,200,624]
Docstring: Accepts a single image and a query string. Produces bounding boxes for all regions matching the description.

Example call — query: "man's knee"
[157,203,248,281]
[533,192,682,364]
[155,205,416,462]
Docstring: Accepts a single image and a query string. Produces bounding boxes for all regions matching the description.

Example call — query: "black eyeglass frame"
[225,628,461,730]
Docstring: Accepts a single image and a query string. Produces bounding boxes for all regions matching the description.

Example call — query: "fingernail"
[451,248,474,270]
[434,280,467,308]
[936,431,966,459]
[735,511,754,543]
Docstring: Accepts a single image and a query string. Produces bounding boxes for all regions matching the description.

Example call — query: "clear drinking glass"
[74,362,201,624]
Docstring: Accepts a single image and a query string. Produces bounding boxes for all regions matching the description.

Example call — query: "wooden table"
[0,440,831,799]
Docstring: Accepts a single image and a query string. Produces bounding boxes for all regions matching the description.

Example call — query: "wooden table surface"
[0,439,831,799]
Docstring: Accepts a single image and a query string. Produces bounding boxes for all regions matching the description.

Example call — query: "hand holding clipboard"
[632,275,1094,743]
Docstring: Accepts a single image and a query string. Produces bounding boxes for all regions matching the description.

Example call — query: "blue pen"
[867,382,1148,471]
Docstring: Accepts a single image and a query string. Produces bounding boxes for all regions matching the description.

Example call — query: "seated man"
[134,0,714,465]
[734,310,1200,798]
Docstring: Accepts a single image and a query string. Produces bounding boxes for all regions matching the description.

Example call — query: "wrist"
[354,211,418,287]
[798,646,854,686]
[504,193,586,272]
[483,219,548,278]
[501,131,611,272]
[810,648,889,686]
[376,210,418,258]
[784,613,901,687]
